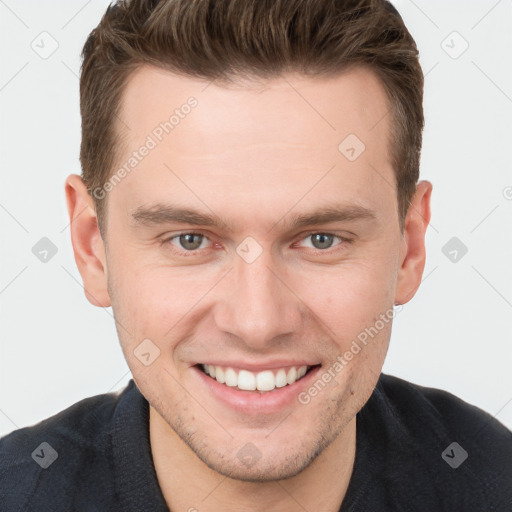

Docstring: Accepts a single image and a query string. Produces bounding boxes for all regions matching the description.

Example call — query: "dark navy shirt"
[1,374,511,511]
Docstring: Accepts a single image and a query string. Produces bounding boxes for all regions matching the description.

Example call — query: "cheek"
[107,255,218,342]
[290,256,397,335]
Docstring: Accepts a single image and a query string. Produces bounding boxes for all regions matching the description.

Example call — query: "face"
[73,65,428,482]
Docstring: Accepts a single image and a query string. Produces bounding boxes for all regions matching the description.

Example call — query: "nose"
[213,245,304,350]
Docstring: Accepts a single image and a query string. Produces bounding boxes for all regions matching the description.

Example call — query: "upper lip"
[195,360,320,372]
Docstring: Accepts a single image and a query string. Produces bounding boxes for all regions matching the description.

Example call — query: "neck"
[149,405,356,512]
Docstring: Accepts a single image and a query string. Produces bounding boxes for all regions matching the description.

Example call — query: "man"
[1,0,511,510]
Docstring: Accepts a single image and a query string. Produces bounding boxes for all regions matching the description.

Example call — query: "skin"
[65,65,432,512]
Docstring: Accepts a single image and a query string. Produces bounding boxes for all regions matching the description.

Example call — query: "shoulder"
[377,373,512,449]
[367,373,512,510]
[0,381,136,511]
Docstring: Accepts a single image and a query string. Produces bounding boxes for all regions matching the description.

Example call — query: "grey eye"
[176,233,205,251]
[309,233,335,250]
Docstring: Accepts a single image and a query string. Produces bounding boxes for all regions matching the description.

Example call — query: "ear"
[394,180,433,305]
[64,174,111,307]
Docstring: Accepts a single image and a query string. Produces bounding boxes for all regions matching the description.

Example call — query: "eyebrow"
[130,203,377,232]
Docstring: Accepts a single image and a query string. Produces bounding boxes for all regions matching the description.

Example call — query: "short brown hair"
[80,0,423,235]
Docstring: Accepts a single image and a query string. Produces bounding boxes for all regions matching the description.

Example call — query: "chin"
[191,443,322,483]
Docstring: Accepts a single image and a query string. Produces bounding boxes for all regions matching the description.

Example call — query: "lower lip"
[192,365,322,415]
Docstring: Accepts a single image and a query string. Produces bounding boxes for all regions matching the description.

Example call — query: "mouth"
[192,361,323,414]
[195,363,321,393]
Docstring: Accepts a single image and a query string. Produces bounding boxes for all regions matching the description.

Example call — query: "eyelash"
[159,231,353,257]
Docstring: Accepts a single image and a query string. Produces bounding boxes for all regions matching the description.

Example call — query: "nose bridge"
[215,246,301,347]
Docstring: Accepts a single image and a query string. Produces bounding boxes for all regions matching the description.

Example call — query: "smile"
[198,363,315,392]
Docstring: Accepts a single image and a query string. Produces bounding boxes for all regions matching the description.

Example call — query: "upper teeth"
[201,364,309,392]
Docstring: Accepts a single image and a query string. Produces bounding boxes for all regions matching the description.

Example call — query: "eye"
[161,231,351,257]
[296,232,347,250]
[167,232,211,252]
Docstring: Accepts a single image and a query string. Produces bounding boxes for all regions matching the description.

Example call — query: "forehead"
[119,64,391,148]
[110,65,396,229]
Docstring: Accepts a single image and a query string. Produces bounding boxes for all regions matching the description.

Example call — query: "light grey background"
[1,0,511,436]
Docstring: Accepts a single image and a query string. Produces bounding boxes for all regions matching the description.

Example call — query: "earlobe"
[65,174,111,308]
[394,180,433,305]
